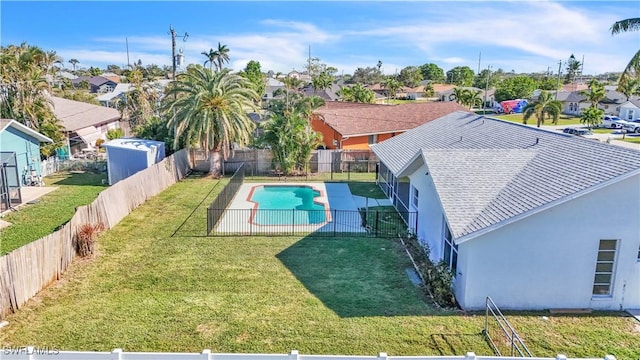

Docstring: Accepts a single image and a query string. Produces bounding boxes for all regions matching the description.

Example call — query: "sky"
[1,1,639,76]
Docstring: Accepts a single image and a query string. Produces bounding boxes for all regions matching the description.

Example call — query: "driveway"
[538,125,640,151]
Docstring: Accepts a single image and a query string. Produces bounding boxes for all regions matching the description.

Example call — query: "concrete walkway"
[627,309,640,323]
[0,186,58,217]
[351,195,392,208]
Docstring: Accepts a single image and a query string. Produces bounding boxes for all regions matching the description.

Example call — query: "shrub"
[401,233,457,308]
[75,223,105,257]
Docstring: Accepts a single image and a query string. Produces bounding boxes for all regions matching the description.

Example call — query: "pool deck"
[215,182,367,235]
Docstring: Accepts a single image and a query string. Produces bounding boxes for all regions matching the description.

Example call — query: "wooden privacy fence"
[0,149,190,320]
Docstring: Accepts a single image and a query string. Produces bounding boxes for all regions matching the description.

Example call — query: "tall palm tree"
[581,79,605,108]
[611,18,640,91]
[213,42,230,71]
[201,48,216,71]
[522,91,562,127]
[68,58,79,72]
[163,66,259,177]
[564,54,582,84]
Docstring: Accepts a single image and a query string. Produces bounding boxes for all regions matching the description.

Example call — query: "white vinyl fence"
[0,349,617,360]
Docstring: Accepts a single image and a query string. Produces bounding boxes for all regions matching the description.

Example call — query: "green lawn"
[494,114,583,126]
[1,175,638,359]
[347,182,387,199]
[0,171,107,255]
[620,136,640,144]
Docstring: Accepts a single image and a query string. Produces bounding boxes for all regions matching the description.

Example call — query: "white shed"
[102,138,166,185]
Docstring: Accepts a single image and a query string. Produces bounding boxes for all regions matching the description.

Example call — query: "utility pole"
[484,65,492,115]
[555,60,562,100]
[169,24,188,80]
[477,51,481,75]
[126,37,130,69]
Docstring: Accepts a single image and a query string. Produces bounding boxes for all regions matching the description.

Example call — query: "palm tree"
[163,66,259,176]
[213,42,230,71]
[450,87,466,104]
[338,83,375,103]
[581,79,605,108]
[68,58,79,72]
[522,91,562,127]
[564,54,582,84]
[611,18,640,92]
[201,48,216,71]
[382,77,401,99]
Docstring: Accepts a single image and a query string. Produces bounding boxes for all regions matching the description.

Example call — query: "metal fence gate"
[484,296,532,357]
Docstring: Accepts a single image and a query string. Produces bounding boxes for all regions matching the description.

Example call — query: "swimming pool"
[248,185,327,225]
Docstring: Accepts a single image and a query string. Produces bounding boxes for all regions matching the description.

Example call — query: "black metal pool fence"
[205,162,417,237]
[207,208,418,238]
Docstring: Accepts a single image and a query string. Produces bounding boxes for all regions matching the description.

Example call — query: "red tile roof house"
[311,101,468,150]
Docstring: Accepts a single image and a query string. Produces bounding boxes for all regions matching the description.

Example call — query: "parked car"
[562,127,599,139]
[623,119,640,133]
[602,115,626,129]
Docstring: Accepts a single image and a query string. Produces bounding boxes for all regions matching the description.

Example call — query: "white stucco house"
[371,111,640,311]
[619,98,640,121]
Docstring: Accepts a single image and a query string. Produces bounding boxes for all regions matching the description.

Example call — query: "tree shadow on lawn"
[46,171,107,186]
[276,235,439,318]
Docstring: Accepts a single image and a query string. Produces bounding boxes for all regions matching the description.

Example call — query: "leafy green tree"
[494,76,536,102]
[536,76,560,91]
[106,64,122,74]
[450,88,482,109]
[398,66,423,87]
[423,83,435,97]
[522,91,562,127]
[312,71,334,95]
[0,43,65,155]
[473,68,498,89]
[262,96,324,175]
[305,57,337,79]
[419,63,445,83]
[116,67,158,131]
[106,128,124,140]
[446,66,474,86]
[338,83,375,103]
[135,116,180,155]
[163,66,259,176]
[348,66,384,85]
[240,60,266,99]
[611,18,640,93]
[89,66,102,76]
[617,78,640,100]
[580,106,604,129]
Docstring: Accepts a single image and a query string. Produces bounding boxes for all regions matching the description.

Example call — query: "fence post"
[375,211,379,236]
[378,352,388,360]
[292,209,295,235]
[201,349,211,360]
[348,162,351,181]
[555,355,567,360]
[464,352,476,360]
[111,348,123,360]
[333,209,337,236]
[289,350,299,360]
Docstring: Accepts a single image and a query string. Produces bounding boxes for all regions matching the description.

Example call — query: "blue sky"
[2,1,638,76]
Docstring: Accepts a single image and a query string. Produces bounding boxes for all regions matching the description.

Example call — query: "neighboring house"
[0,119,53,211]
[301,83,341,101]
[51,97,121,155]
[562,90,627,116]
[432,84,456,101]
[618,98,640,121]
[0,119,53,181]
[97,83,134,108]
[263,77,286,102]
[71,76,118,93]
[311,102,467,150]
[287,70,311,82]
[102,138,165,185]
[371,111,640,311]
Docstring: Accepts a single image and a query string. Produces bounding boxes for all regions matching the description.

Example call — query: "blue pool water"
[250,186,327,225]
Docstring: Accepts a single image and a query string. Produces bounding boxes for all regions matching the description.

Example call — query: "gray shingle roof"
[371,111,640,240]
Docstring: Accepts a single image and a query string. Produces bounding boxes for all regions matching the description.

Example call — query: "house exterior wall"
[619,103,640,121]
[407,164,446,262]
[457,173,640,311]
[311,118,341,149]
[0,127,44,179]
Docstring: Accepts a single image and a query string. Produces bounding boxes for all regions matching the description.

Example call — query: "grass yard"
[347,182,387,199]
[0,171,107,255]
[620,135,640,144]
[1,176,638,358]
[494,114,582,126]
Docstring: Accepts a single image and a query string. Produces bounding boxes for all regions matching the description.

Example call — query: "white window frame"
[628,109,635,121]
[368,134,378,145]
[411,185,419,209]
[592,239,618,297]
